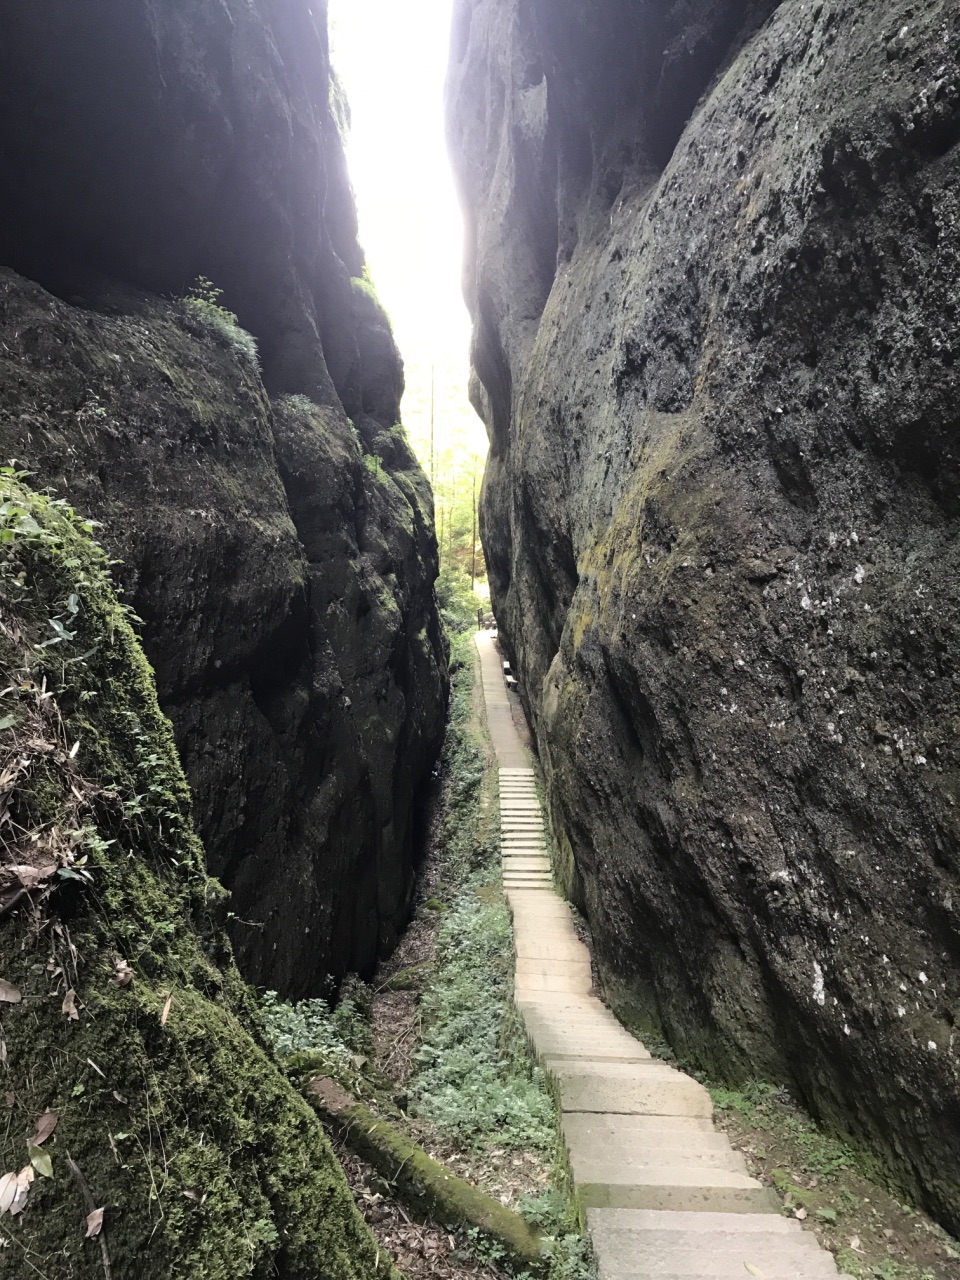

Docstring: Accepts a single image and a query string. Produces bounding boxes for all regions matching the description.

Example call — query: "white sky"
[328,0,487,468]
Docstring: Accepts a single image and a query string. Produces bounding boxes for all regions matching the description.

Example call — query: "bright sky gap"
[328,0,488,507]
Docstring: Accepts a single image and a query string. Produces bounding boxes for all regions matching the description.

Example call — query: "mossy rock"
[308,1084,545,1275]
[0,478,397,1279]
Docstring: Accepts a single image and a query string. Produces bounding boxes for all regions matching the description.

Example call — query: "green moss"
[317,1099,544,1272]
[0,477,397,1279]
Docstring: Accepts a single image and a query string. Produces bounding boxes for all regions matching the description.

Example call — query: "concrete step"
[587,1210,802,1235]
[568,1141,750,1181]
[516,958,592,980]
[580,1183,780,1213]
[515,943,590,965]
[516,972,592,994]
[564,1115,730,1151]
[555,1061,713,1117]
[589,1218,837,1278]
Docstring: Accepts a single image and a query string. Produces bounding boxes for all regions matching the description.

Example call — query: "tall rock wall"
[0,0,448,997]
[448,0,960,1229]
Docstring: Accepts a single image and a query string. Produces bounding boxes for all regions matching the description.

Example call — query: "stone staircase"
[475,631,844,1280]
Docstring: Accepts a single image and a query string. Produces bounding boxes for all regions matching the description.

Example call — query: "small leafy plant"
[183,275,259,366]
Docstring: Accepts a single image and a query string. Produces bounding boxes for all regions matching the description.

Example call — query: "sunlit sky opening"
[328,0,487,486]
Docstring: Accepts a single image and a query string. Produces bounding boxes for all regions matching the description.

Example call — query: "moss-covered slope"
[0,475,397,1278]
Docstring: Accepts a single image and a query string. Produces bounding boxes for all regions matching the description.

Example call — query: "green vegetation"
[0,472,394,1278]
[410,876,556,1149]
[705,1081,950,1280]
[709,1080,857,1181]
[182,275,259,365]
[401,351,489,594]
[409,635,595,1279]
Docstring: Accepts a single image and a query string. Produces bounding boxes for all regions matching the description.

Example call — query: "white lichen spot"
[813,961,826,1007]
[844,1023,851,1036]
[854,565,865,585]
[919,971,928,984]
[915,755,927,766]
[928,1040,937,1052]
[801,595,812,611]
[897,1006,906,1018]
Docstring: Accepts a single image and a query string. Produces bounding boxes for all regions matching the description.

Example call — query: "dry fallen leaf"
[745,1267,765,1277]
[161,992,174,1026]
[30,1110,58,1147]
[110,958,133,988]
[0,980,21,1005]
[85,1207,104,1239]
[9,1165,34,1216]
[0,1172,17,1215]
[62,988,79,1021]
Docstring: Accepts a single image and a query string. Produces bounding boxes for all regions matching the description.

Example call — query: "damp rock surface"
[448,0,960,1229]
[0,0,448,995]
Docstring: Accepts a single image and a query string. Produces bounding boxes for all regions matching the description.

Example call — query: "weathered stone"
[0,1,448,996]
[450,0,960,1229]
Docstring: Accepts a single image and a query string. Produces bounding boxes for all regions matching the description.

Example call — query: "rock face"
[448,0,960,1230]
[0,0,447,996]
[0,476,399,1279]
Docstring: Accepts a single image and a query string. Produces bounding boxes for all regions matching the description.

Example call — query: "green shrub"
[260,990,354,1063]
[183,275,259,366]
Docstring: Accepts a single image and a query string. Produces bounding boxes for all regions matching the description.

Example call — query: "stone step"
[524,1022,647,1056]
[568,1140,750,1180]
[516,980,592,997]
[516,958,592,979]
[507,889,562,901]
[591,1227,825,1258]
[515,937,590,962]
[555,1061,713,1117]
[589,1219,837,1279]
[587,1210,802,1235]
[564,1115,730,1151]
[579,1184,780,1213]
